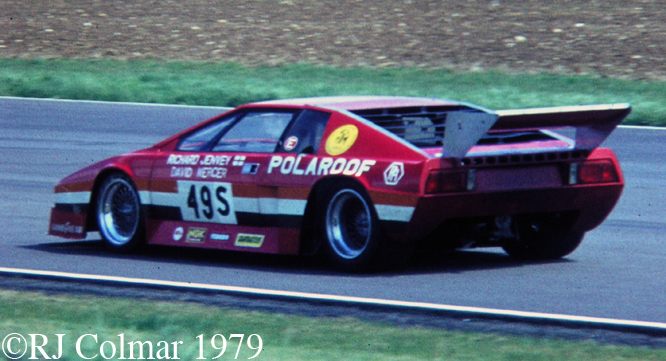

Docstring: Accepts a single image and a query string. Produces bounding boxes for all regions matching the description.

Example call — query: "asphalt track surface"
[1,97,665,325]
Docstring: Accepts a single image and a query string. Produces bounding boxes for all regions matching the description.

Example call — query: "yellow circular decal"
[325,125,359,156]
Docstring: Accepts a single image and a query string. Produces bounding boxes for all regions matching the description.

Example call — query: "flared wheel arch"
[303,177,414,272]
[299,177,374,256]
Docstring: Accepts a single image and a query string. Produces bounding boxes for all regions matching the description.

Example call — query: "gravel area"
[2,1,665,79]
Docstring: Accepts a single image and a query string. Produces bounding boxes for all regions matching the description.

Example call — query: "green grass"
[0,290,664,360]
[0,58,664,125]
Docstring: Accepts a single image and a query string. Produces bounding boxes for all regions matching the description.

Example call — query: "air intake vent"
[460,150,589,167]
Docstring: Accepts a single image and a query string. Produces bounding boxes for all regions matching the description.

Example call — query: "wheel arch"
[298,175,374,255]
[85,167,138,232]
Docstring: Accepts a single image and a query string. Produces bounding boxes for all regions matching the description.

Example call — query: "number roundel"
[180,181,236,224]
[188,184,229,219]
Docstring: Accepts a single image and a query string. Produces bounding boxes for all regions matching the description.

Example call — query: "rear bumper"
[386,182,623,242]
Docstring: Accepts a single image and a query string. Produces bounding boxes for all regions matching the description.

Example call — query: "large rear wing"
[442,103,631,158]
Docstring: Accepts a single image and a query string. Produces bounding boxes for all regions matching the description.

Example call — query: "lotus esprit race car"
[49,96,630,271]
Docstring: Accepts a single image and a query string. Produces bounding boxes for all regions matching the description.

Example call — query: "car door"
[144,108,330,252]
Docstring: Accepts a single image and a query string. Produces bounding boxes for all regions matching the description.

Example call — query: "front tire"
[96,173,144,253]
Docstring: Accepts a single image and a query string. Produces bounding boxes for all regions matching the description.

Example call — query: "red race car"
[49,96,630,271]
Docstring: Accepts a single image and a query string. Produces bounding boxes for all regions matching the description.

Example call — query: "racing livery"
[49,96,630,271]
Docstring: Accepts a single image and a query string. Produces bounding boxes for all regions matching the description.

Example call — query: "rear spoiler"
[442,103,631,158]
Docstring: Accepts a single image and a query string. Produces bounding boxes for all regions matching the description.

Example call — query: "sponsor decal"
[50,222,83,234]
[232,155,246,166]
[197,167,227,179]
[186,227,207,243]
[172,226,184,241]
[170,166,193,178]
[242,163,259,174]
[199,154,232,166]
[267,155,375,177]
[168,154,233,167]
[210,233,230,241]
[284,136,299,151]
[234,233,265,248]
[384,162,405,185]
[325,125,358,156]
[167,154,200,165]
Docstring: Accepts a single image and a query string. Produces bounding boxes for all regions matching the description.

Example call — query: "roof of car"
[253,96,463,111]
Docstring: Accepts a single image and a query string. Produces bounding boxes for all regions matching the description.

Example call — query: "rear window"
[351,107,557,148]
[351,106,462,148]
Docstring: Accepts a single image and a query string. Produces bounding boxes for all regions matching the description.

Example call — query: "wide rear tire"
[316,181,384,272]
[96,173,145,253]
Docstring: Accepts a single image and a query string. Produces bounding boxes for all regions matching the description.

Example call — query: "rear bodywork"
[49,96,629,256]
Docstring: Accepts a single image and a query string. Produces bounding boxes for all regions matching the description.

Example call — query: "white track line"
[0,96,229,110]
[617,125,666,131]
[1,266,665,332]
[1,96,665,130]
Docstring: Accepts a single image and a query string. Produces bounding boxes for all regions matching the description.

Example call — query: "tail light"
[569,160,619,185]
[425,169,475,194]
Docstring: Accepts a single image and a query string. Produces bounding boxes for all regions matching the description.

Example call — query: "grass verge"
[0,58,664,125]
[0,290,664,360]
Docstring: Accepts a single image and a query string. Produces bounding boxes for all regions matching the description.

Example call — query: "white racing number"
[178,181,237,224]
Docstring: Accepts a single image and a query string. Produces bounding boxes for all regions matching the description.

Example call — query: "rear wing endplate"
[442,104,631,158]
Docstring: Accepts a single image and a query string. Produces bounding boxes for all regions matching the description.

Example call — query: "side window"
[212,111,296,153]
[278,109,331,154]
[177,113,241,152]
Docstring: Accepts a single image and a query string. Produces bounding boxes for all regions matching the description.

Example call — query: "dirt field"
[2,1,665,80]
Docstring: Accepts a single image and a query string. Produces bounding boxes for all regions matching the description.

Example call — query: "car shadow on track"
[403,247,573,275]
[24,239,573,277]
